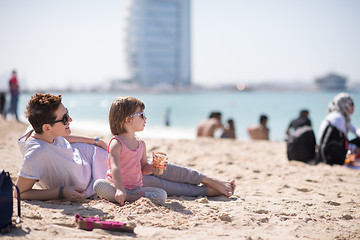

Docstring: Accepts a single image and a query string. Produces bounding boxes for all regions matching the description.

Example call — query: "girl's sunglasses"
[130,111,146,119]
[47,109,69,125]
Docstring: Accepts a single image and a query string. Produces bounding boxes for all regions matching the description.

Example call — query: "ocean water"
[15,90,360,141]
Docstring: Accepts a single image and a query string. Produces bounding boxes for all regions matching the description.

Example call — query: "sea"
[13,90,360,142]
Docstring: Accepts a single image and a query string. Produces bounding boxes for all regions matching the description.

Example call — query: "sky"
[0,0,360,90]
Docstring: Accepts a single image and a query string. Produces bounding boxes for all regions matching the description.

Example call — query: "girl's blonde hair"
[109,96,145,135]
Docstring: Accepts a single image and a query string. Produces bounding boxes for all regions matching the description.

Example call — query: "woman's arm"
[15,176,86,201]
[14,176,85,201]
[65,135,107,150]
[140,141,153,175]
[15,176,55,200]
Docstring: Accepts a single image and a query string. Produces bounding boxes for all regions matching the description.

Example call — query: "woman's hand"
[115,189,126,206]
[63,186,86,201]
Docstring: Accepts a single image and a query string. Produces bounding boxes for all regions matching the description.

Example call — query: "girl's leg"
[130,187,167,204]
[146,162,236,197]
[142,175,207,197]
[93,180,149,203]
[202,177,236,197]
[93,179,116,202]
[154,162,204,185]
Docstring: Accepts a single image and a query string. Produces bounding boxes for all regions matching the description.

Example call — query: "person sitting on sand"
[15,93,235,202]
[197,112,224,138]
[286,109,312,136]
[317,92,360,165]
[221,119,236,139]
[93,97,168,205]
[248,114,269,140]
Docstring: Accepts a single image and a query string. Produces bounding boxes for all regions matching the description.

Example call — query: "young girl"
[94,97,167,205]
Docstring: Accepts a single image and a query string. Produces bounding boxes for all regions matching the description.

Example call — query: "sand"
[1,120,360,239]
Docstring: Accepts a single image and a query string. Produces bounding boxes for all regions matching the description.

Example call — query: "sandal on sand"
[75,213,135,233]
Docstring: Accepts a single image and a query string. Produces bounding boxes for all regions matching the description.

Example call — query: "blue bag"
[0,170,21,233]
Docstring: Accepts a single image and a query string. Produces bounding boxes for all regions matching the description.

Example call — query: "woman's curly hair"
[26,93,62,133]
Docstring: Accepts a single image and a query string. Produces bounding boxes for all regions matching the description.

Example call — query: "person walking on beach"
[5,70,20,121]
[197,111,224,138]
[0,91,6,120]
[93,97,167,205]
[248,114,269,140]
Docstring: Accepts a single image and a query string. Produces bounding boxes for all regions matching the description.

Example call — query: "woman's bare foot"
[202,177,236,197]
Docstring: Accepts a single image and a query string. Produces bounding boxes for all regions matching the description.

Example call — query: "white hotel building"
[124,0,191,88]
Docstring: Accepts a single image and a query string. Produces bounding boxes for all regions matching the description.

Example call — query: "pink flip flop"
[75,213,135,233]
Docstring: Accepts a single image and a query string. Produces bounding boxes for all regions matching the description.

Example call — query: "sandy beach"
[1,120,360,239]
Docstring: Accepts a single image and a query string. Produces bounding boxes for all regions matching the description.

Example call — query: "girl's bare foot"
[202,176,236,197]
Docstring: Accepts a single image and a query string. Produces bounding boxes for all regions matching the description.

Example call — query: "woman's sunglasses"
[130,111,146,119]
[47,109,69,125]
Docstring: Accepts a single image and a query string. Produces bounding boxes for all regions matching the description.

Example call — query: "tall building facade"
[124,0,191,88]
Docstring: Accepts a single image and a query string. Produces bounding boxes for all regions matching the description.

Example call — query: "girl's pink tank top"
[106,136,143,189]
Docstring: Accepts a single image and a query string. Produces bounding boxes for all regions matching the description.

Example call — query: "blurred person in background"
[221,119,236,139]
[5,70,20,121]
[197,111,224,138]
[248,114,269,140]
[0,91,5,120]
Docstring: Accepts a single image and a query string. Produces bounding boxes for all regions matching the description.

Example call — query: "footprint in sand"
[278,212,297,217]
[219,213,232,222]
[305,179,318,183]
[25,214,43,220]
[342,214,353,220]
[259,217,269,223]
[254,209,269,214]
[295,188,312,192]
[325,201,341,206]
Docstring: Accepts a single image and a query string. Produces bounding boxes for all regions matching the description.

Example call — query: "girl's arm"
[15,176,86,201]
[140,141,153,175]
[108,140,128,205]
[64,135,107,150]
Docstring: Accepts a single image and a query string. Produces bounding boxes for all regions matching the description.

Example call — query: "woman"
[15,93,235,202]
[317,92,360,165]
